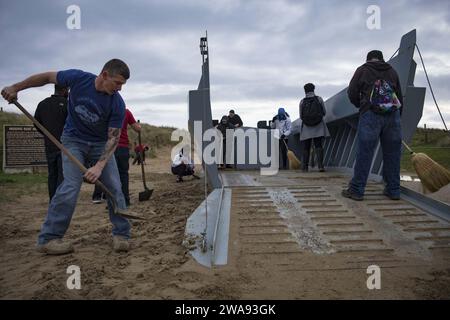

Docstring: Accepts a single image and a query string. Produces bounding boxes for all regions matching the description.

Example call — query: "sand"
[0,146,449,299]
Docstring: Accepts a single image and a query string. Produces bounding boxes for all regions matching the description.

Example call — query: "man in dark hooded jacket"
[342,50,403,201]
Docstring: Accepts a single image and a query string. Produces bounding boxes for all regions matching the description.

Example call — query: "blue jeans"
[38,136,130,245]
[349,110,402,197]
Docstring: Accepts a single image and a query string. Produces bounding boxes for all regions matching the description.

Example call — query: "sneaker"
[36,239,74,255]
[113,236,130,253]
[383,190,400,200]
[341,189,364,201]
[176,176,184,183]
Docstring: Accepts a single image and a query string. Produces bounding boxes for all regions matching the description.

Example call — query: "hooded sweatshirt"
[347,61,403,114]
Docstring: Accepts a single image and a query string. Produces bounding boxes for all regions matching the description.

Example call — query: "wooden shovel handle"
[137,120,148,189]
[12,100,116,201]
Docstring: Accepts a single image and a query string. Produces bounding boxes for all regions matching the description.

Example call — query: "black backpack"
[301,96,323,126]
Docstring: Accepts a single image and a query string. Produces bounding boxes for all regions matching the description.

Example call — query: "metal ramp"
[185,170,450,271]
[225,170,450,285]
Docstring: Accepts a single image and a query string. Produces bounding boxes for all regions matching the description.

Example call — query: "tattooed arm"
[84,127,121,183]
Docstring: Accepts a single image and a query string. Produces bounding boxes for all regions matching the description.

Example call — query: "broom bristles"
[287,150,301,170]
[411,152,450,193]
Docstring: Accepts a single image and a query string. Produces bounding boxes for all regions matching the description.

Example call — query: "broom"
[402,140,450,193]
[282,139,301,170]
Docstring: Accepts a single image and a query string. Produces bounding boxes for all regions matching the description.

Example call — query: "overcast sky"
[1,0,449,130]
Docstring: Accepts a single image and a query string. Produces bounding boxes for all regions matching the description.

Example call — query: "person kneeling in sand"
[171,149,199,182]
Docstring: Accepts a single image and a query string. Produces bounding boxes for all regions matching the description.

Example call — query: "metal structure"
[185,30,450,269]
[186,33,229,267]
[188,32,222,189]
[189,30,426,175]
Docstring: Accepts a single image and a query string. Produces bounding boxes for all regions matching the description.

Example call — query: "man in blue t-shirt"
[1,59,132,255]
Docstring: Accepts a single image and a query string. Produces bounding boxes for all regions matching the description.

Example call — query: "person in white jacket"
[271,107,292,169]
[171,149,197,182]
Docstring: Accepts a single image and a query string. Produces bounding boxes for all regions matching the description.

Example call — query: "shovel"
[137,120,153,201]
[12,100,145,220]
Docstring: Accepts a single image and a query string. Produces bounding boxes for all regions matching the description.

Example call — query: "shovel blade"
[139,188,153,202]
[116,208,146,220]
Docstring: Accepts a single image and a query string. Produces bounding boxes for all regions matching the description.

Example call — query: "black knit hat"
[366,50,384,62]
[304,83,315,93]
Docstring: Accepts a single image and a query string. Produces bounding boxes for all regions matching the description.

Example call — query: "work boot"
[36,239,74,255]
[316,147,325,172]
[113,236,130,253]
[383,190,400,200]
[341,189,364,201]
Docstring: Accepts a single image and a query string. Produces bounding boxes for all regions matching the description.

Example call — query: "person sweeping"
[271,107,292,170]
[342,50,403,201]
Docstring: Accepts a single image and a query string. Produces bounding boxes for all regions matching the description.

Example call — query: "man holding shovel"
[1,59,132,254]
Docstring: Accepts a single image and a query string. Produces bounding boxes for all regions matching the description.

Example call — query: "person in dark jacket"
[34,84,68,200]
[216,115,234,168]
[228,109,243,128]
[342,50,403,201]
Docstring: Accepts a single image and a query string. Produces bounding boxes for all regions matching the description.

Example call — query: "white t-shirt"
[172,153,194,169]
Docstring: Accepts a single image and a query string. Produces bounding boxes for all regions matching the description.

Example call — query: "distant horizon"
[0,108,447,132]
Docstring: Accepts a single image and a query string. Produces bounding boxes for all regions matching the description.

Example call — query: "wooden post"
[424,124,428,144]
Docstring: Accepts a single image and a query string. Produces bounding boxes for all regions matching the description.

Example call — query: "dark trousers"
[280,138,288,169]
[132,152,141,165]
[222,139,227,165]
[171,164,194,177]
[93,147,130,205]
[302,137,323,166]
[46,150,63,200]
[115,147,130,205]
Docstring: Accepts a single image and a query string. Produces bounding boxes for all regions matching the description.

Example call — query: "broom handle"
[281,136,288,149]
[402,140,414,154]
[11,100,116,201]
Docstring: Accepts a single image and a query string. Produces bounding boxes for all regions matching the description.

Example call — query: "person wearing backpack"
[299,83,330,172]
[342,50,403,201]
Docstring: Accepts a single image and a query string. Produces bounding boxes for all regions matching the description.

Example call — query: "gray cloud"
[0,0,449,130]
